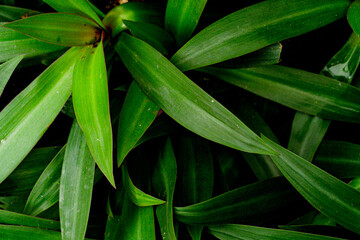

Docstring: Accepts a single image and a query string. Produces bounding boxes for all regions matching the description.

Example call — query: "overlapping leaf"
[348,0,360,37]
[0,5,40,22]
[0,55,23,96]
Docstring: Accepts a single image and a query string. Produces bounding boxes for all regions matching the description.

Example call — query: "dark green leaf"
[24,146,65,216]
[60,120,96,240]
[117,81,159,166]
[116,33,276,155]
[201,65,360,123]
[171,0,351,71]
[4,13,101,46]
[0,210,59,230]
[208,224,344,240]
[262,136,360,234]
[0,47,82,184]
[0,5,40,21]
[347,0,360,38]
[73,40,114,187]
[165,0,207,47]
[0,55,23,96]
[0,225,62,240]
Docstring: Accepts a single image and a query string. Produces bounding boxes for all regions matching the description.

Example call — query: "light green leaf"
[201,65,360,123]
[4,13,101,46]
[0,210,59,230]
[0,47,82,184]
[60,120,96,240]
[117,81,159,166]
[116,33,276,155]
[152,139,177,240]
[0,5,40,21]
[24,146,65,216]
[171,0,351,71]
[347,0,360,38]
[165,0,207,47]
[208,224,344,240]
[121,164,165,207]
[262,136,360,234]
[0,225,62,240]
[73,40,114,187]
[0,55,23,96]
[43,0,105,29]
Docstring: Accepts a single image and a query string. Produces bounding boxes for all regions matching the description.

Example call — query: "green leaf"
[103,2,163,37]
[208,224,344,240]
[73,40,114,187]
[171,0,351,71]
[60,120,96,240]
[262,136,360,234]
[117,81,159,166]
[0,47,82,184]
[24,146,65,216]
[152,138,177,240]
[313,141,360,178]
[165,0,207,47]
[123,20,175,56]
[0,55,23,96]
[0,225,63,240]
[0,23,66,64]
[347,0,360,38]
[43,0,105,29]
[174,177,302,225]
[4,13,101,46]
[121,164,165,207]
[0,5,40,21]
[201,65,360,123]
[116,33,275,155]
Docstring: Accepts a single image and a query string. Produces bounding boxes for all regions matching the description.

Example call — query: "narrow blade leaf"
[0,5,40,21]
[0,210,59,230]
[0,225,63,240]
[0,55,23,96]
[348,0,360,37]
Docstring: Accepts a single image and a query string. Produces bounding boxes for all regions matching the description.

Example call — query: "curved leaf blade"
[0,55,23,96]
[60,120,96,240]
[0,47,82,184]
[115,33,276,155]
[347,0,360,38]
[0,210,59,230]
[171,0,351,71]
[4,13,101,46]
[73,40,114,187]
[0,5,40,21]
[262,136,360,234]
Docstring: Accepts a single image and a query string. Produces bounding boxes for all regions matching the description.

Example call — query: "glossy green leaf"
[24,146,65,216]
[0,23,66,64]
[43,0,105,29]
[262,136,360,234]
[116,33,276,155]
[60,120,96,240]
[280,225,359,240]
[152,139,177,240]
[313,141,360,178]
[0,5,40,21]
[347,0,360,38]
[73,40,114,187]
[0,47,82,184]
[117,81,159,166]
[201,65,360,123]
[123,20,175,56]
[121,164,165,207]
[4,13,101,46]
[174,177,302,225]
[212,43,282,69]
[165,0,207,47]
[208,224,344,240]
[103,2,163,37]
[0,210,59,230]
[171,0,350,71]
[0,225,63,240]
[0,55,23,96]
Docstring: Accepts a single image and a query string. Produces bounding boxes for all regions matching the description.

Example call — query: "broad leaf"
[171,0,351,71]
[201,65,360,123]
[60,120,95,240]
[4,13,101,46]
[262,136,360,234]
[24,146,65,216]
[0,55,23,96]
[208,224,344,240]
[152,139,177,240]
[0,5,40,21]
[0,47,82,184]
[117,81,159,166]
[73,40,114,186]
[348,0,360,37]
[116,33,275,155]
[165,0,207,47]
[43,0,105,29]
